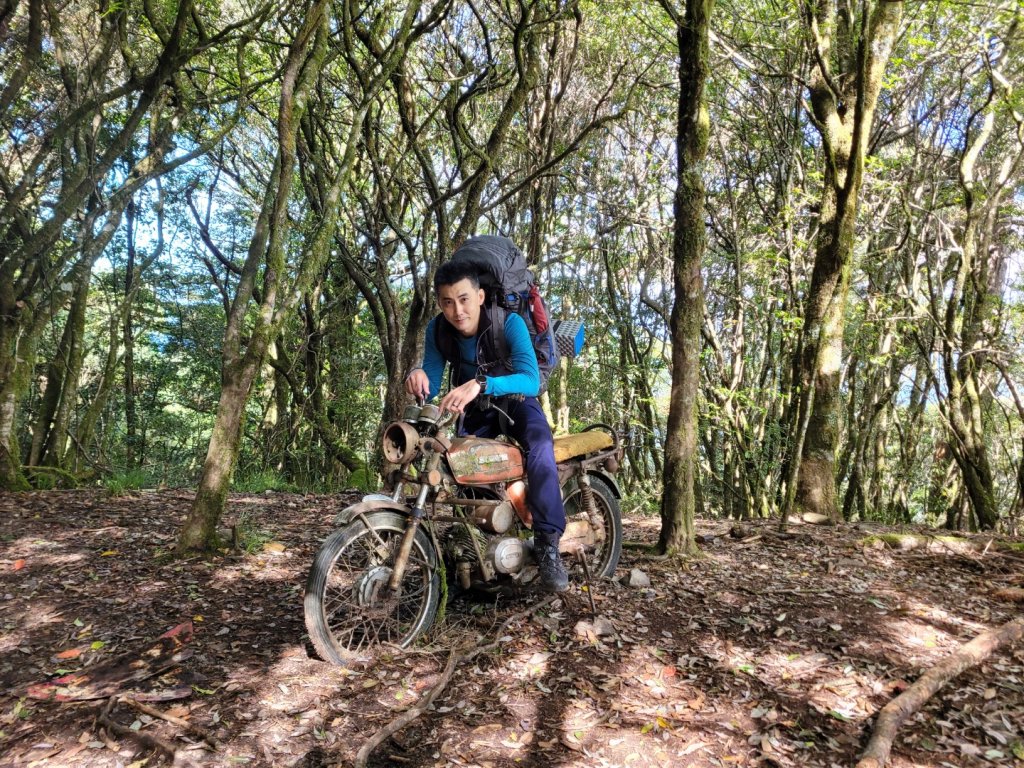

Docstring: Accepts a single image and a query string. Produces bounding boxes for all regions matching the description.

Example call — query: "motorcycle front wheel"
[562,474,623,579]
[304,510,440,666]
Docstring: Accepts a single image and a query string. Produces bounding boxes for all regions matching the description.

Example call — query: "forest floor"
[1,489,1023,768]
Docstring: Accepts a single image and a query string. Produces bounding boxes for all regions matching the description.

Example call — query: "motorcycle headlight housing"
[382,421,421,464]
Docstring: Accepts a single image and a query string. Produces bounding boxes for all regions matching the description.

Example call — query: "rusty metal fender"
[585,466,622,501]
[333,499,412,526]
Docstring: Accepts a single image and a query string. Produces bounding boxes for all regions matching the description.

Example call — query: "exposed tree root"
[96,697,201,767]
[122,696,220,749]
[354,596,559,768]
[93,694,220,767]
[856,616,1024,768]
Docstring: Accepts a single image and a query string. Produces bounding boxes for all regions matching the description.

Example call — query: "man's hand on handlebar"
[404,369,430,402]
[438,379,483,415]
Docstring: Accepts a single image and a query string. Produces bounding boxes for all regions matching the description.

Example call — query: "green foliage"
[345,467,377,492]
[25,467,77,490]
[105,469,148,496]
[35,473,55,491]
[622,489,661,518]
[232,511,274,554]
[4,0,1023,542]
[10,699,32,721]
[232,470,301,495]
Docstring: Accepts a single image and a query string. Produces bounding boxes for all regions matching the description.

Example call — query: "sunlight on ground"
[899,596,990,635]
[209,647,356,764]
[0,601,67,653]
[231,552,300,583]
[208,567,244,586]
[226,497,282,507]
[1,536,88,653]
[1,536,87,567]
[508,648,552,682]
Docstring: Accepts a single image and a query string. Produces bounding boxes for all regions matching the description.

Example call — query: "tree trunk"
[178,375,254,550]
[794,207,852,521]
[73,312,121,473]
[123,196,139,469]
[179,3,330,551]
[792,0,904,521]
[657,0,711,556]
[41,272,91,469]
[0,322,33,489]
[28,333,67,468]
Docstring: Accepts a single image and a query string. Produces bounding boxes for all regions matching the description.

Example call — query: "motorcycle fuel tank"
[446,437,525,484]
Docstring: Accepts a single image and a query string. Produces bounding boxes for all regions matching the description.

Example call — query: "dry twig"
[856,616,1024,768]
[353,596,559,768]
[122,696,220,748]
[96,696,200,767]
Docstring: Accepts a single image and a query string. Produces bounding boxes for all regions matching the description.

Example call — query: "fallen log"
[856,616,1024,768]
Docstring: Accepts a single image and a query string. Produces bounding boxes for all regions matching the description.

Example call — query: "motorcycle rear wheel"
[561,474,623,579]
[304,511,440,666]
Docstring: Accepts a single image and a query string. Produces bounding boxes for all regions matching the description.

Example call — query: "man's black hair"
[433,260,482,293]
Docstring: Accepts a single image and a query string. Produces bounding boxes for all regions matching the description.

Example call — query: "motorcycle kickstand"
[574,548,598,615]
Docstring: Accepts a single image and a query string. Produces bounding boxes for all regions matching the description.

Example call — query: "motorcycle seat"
[552,430,614,462]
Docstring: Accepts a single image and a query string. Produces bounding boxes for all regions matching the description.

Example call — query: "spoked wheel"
[561,474,623,579]
[304,511,440,666]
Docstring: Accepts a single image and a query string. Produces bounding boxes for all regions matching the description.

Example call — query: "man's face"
[437,278,485,338]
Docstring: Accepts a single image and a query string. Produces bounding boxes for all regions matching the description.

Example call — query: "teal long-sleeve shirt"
[421,312,539,401]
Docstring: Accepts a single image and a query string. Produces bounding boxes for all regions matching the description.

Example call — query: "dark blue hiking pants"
[461,396,566,536]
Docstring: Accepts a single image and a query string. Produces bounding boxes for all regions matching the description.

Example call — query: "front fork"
[386,448,440,593]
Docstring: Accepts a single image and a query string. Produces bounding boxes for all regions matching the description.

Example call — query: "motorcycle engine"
[487,536,527,574]
[444,526,528,581]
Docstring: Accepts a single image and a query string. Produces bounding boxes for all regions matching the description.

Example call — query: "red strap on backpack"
[528,284,549,333]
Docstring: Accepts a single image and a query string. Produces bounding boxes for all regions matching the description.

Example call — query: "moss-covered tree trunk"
[179,1,427,550]
[791,0,903,522]
[178,3,328,551]
[180,374,257,549]
[123,195,140,469]
[656,0,712,556]
[41,271,90,469]
[0,322,34,490]
[942,210,998,530]
[28,315,70,468]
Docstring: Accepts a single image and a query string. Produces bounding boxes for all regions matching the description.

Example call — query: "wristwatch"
[474,371,488,393]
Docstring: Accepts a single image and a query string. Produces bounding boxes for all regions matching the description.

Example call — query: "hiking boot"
[533,530,569,593]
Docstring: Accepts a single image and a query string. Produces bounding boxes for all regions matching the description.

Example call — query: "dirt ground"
[1,489,1022,768]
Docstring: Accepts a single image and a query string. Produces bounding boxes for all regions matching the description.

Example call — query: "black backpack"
[449,235,560,394]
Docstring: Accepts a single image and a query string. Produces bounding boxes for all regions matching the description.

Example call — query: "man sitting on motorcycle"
[404,259,570,593]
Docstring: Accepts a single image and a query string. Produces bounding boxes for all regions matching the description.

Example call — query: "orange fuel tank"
[446,437,525,484]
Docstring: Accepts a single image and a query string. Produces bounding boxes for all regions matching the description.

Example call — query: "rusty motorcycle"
[303,401,623,666]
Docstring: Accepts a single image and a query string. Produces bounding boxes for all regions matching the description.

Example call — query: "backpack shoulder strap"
[433,313,461,368]
[483,303,511,370]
